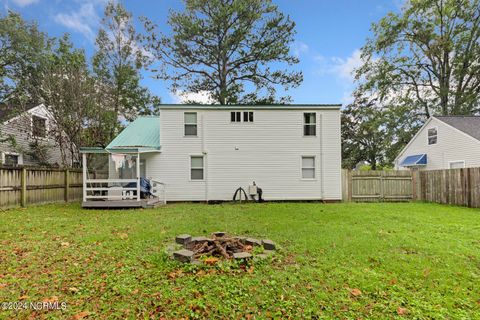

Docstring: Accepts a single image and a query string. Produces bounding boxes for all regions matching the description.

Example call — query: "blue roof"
[400,154,427,167]
[106,116,160,152]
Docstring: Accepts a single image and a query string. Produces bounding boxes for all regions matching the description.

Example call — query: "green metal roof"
[106,116,160,152]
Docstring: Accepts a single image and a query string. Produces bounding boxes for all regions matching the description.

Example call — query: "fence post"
[411,170,417,201]
[379,171,384,201]
[64,168,69,202]
[348,170,353,202]
[21,167,27,207]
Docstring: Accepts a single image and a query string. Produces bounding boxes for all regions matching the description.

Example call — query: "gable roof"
[434,116,480,141]
[106,116,160,152]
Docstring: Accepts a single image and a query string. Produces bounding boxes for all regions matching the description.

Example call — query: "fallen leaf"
[19,295,29,300]
[397,307,408,315]
[350,288,362,297]
[69,287,79,293]
[61,242,70,247]
[0,283,7,288]
[118,233,128,239]
[247,266,254,274]
[204,257,219,266]
[423,268,431,278]
[43,296,58,303]
[389,278,397,285]
[131,289,139,294]
[73,311,91,319]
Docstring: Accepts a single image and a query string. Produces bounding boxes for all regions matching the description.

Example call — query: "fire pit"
[170,232,276,264]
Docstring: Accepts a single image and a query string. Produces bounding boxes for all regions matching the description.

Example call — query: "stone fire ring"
[170,232,276,264]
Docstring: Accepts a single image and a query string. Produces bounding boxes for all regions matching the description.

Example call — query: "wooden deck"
[82,197,164,209]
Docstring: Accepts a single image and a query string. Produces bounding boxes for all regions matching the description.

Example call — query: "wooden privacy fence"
[342,170,414,202]
[414,167,480,208]
[0,167,82,208]
[342,168,480,208]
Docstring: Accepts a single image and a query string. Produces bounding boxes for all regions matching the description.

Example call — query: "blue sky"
[1,0,402,105]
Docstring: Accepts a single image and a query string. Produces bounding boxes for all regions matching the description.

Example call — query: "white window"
[32,115,47,138]
[190,156,204,180]
[4,154,19,166]
[449,161,465,169]
[301,156,315,179]
[303,113,316,136]
[2,152,22,166]
[427,127,437,145]
[243,111,253,122]
[184,112,197,136]
[231,111,241,122]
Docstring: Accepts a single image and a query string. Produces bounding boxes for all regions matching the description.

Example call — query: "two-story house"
[80,104,342,206]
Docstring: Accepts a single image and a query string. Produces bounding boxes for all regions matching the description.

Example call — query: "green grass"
[1,202,480,319]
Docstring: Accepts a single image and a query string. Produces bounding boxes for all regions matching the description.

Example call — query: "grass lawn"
[1,202,479,319]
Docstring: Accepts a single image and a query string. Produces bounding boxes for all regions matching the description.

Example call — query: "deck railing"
[151,180,167,205]
[84,179,140,201]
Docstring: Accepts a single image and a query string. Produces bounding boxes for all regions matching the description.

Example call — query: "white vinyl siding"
[148,108,341,201]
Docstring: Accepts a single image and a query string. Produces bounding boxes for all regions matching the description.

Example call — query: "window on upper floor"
[32,115,47,138]
[243,111,253,122]
[4,154,19,166]
[301,156,316,179]
[427,127,437,145]
[449,161,465,169]
[303,113,316,136]
[184,112,197,136]
[231,111,241,122]
[190,155,204,180]
[231,111,253,123]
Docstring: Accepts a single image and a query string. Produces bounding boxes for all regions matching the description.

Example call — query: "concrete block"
[212,231,226,237]
[262,239,276,250]
[245,238,262,246]
[173,249,194,263]
[233,252,252,259]
[175,234,191,245]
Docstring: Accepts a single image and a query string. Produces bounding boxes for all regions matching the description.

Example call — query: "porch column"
[137,152,141,201]
[82,153,87,202]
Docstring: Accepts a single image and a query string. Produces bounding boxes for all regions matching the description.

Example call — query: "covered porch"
[80,116,165,208]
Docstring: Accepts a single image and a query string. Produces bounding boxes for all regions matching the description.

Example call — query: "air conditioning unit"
[248,185,257,195]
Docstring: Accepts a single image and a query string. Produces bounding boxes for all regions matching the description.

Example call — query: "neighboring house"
[395,116,480,170]
[81,104,342,205]
[0,103,70,167]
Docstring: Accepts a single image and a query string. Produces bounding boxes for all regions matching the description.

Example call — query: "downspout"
[201,113,208,202]
[319,113,325,200]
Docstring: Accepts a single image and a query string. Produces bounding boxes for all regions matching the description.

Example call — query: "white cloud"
[331,49,363,82]
[54,2,102,41]
[292,41,309,58]
[11,0,39,7]
[313,49,365,105]
[169,90,215,104]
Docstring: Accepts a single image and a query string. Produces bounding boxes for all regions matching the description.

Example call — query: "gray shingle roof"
[435,116,480,141]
